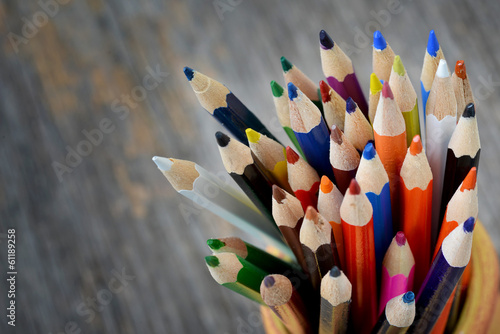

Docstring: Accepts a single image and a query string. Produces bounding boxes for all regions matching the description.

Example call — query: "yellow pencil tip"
[393,55,405,76]
[370,73,383,95]
[245,128,261,143]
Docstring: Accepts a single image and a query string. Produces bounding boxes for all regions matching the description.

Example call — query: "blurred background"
[1,0,499,332]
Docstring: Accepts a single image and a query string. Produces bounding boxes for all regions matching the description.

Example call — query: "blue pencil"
[183,67,280,145]
[355,142,393,276]
[288,82,334,180]
[411,217,475,333]
[420,30,445,116]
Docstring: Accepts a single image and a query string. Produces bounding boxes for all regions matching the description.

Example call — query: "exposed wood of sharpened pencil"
[373,292,415,334]
[420,30,446,115]
[329,125,360,195]
[286,146,320,211]
[400,135,433,291]
[320,80,346,131]
[183,67,279,145]
[451,60,475,120]
[281,56,322,110]
[343,97,374,152]
[372,30,396,82]
[319,267,351,334]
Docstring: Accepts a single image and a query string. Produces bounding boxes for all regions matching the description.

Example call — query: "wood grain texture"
[0,0,499,333]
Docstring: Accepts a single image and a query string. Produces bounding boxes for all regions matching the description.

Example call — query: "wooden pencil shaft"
[319,299,350,334]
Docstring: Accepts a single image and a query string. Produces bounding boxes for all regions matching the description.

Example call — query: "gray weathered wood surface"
[1,0,499,332]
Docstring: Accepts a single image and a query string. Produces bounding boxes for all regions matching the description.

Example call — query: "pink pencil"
[379,231,415,315]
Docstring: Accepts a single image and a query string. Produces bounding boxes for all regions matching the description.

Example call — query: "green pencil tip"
[370,73,383,95]
[280,56,293,72]
[270,80,284,97]
[393,55,405,76]
[207,239,225,251]
[205,255,220,267]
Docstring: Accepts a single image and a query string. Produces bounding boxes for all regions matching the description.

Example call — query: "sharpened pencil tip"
[183,67,194,81]
[436,59,449,78]
[330,266,341,277]
[270,80,284,97]
[346,97,357,114]
[382,81,394,99]
[286,146,300,164]
[462,103,475,118]
[393,55,405,76]
[304,206,318,221]
[319,30,334,49]
[395,231,407,246]
[152,156,173,171]
[373,30,387,50]
[246,128,261,144]
[215,131,230,147]
[362,142,376,160]
[403,291,415,304]
[320,175,334,194]
[455,60,467,79]
[348,179,360,195]
[409,135,423,156]
[330,125,343,145]
[319,80,331,103]
[463,217,475,233]
[280,56,293,72]
[427,30,440,57]
[263,276,275,288]
[207,239,225,251]
[460,167,477,192]
[287,82,298,100]
[205,255,220,267]
[272,185,287,203]
[370,73,383,95]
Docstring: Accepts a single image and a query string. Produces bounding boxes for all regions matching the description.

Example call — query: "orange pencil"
[399,135,433,291]
[373,81,407,230]
[318,175,345,269]
[451,60,475,121]
[340,179,377,333]
[286,146,320,211]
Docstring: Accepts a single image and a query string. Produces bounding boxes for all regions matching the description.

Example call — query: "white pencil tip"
[436,59,449,78]
[152,156,173,171]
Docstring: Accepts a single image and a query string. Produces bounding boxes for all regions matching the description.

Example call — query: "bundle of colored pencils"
[154,29,499,334]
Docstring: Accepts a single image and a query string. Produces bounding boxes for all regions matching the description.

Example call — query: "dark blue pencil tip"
[462,103,475,118]
[215,131,230,147]
[373,31,387,50]
[288,82,298,100]
[362,142,376,160]
[427,30,440,57]
[183,67,194,81]
[403,291,415,304]
[346,97,357,114]
[319,30,334,49]
[263,276,275,288]
[463,217,475,233]
[330,266,341,277]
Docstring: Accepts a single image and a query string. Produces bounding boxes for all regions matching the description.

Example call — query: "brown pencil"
[329,125,360,195]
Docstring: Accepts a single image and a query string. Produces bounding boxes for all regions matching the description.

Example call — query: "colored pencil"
[439,103,480,225]
[356,142,393,275]
[329,125,360,195]
[319,266,352,334]
[246,128,292,193]
[288,82,333,180]
[389,55,420,146]
[300,206,340,290]
[372,30,396,82]
[379,232,415,315]
[340,179,378,333]
[271,80,305,158]
[286,146,320,211]
[399,135,433,291]
[184,67,279,145]
[433,167,478,260]
[410,218,475,333]
[343,97,374,152]
[272,185,309,274]
[373,292,415,334]
[319,80,346,131]
[369,72,383,124]
[260,306,290,334]
[207,237,299,275]
[373,81,407,230]
[216,131,275,224]
[317,175,345,270]
[261,275,310,334]
[281,56,322,110]
[153,156,287,252]
[319,30,368,116]
[451,60,475,120]
[420,30,446,115]
[205,252,268,305]
[425,59,457,248]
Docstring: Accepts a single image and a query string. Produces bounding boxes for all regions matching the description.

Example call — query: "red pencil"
[286,146,320,211]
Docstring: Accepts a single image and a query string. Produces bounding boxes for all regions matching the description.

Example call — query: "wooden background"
[1,0,499,332]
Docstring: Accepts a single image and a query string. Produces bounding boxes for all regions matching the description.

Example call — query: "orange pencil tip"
[460,167,477,192]
[455,60,467,79]
[348,178,360,195]
[409,135,423,155]
[319,80,331,103]
[320,175,334,194]
[286,146,300,164]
